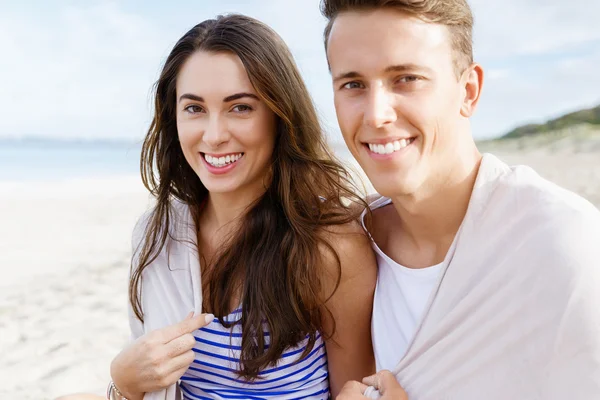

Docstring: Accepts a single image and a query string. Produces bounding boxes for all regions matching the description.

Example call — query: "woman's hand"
[110,312,213,400]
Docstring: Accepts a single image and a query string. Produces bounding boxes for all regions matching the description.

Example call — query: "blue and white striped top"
[179,307,330,400]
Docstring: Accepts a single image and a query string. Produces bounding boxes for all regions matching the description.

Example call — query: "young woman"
[60,14,377,400]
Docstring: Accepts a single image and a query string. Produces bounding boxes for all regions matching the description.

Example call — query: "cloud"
[471,0,600,59]
[0,0,333,140]
[0,0,598,141]
[0,1,169,140]
[469,0,600,137]
[472,45,600,138]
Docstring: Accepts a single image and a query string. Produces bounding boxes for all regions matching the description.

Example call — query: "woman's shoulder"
[131,208,154,250]
[320,219,367,242]
[318,220,377,281]
[131,200,195,262]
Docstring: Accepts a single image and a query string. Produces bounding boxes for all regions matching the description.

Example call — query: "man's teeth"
[204,153,243,167]
[368,139,412,155]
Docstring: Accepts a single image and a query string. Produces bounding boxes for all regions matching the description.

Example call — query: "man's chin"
[367,178,410,199]
[356,162,410,194]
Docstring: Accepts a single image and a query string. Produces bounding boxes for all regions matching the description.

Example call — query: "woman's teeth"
[368,139,413,155]
[204,153,243,167]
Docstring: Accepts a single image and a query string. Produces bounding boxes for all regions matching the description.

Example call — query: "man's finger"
[362,370,400,392]
[377,371,398,392]
[374,370,407,399]
[362,372,380,388]
[160,313,214,342]
[339,380,369,395]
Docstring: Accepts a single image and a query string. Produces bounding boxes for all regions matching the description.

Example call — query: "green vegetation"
[503,104,600,139]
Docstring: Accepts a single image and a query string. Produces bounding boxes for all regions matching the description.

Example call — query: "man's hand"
[336,370,408,399]
[337,380,369,399]
[363,370,408,399]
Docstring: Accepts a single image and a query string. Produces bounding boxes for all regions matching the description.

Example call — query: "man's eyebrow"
[333,64,433,82]
[332,71,363,83]
[223,92,260,102]
[384,64,433,74]
[333,71,362,82]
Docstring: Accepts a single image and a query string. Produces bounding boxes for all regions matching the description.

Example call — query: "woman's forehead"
[176,51,256,99]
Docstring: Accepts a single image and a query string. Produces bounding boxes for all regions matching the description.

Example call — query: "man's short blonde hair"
[321,0,474,76]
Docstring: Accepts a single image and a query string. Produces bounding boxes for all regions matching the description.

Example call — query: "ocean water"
[0,139,356,182]
[0,139,142,182]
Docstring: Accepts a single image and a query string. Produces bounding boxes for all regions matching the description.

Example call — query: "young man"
[321,0,600,399]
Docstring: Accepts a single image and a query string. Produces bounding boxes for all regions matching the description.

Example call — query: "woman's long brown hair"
[130,14,368,379]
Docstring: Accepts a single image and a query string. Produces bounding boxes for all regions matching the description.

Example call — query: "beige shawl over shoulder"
[365,154,600,400]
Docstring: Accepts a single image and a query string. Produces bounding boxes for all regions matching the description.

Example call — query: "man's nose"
[363,86,397,129]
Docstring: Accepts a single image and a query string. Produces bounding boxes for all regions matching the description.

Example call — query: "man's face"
[327,9,473,198]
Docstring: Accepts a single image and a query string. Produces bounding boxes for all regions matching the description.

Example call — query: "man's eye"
[397,75,420,83]
[342,81,364,90]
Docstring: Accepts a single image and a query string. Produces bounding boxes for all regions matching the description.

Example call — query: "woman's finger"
[159,313,214,343]
[141,350,196,392]
[165,332,197,358]
[168,349,197,373]
[163,363,197,388]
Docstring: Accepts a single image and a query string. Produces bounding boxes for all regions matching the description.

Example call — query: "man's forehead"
[326,9,451,73]
[328,9,449,43]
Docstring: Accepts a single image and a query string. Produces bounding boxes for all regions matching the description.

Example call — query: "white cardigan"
[128,202,202,400]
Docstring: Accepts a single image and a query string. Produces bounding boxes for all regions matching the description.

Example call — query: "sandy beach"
[1,137,599,399]
[0,177,152,399]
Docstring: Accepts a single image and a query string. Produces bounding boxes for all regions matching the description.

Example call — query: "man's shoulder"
[489,163,600,272]
[469,156,600,277]
[492,160,599,225]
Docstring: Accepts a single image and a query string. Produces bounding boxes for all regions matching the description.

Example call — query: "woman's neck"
[199,183,267,240]
[196,185,268,312]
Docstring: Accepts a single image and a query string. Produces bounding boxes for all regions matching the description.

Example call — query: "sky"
[1,0,599,142]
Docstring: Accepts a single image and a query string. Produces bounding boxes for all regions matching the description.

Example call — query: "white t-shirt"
[362,197,443,371]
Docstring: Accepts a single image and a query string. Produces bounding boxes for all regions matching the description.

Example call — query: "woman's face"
[176,51,277,197]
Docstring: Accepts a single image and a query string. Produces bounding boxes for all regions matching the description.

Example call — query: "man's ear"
[460,63,484,118]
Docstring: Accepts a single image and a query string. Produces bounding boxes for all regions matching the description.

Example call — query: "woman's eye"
[232,104,252,113]
[342,81,364,90]
[184,105,204,114]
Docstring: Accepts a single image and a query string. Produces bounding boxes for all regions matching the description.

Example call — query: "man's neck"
[390,150,482,263]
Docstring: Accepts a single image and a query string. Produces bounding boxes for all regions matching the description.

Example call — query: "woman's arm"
[112,211,213,399]
[110,313,213,400]
[319,221,378,398]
